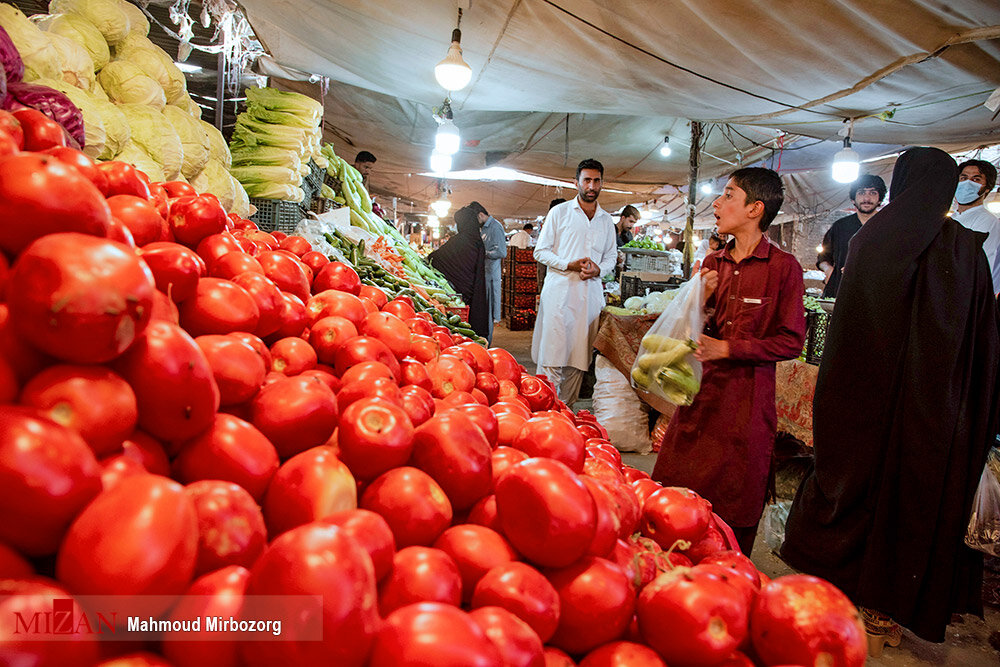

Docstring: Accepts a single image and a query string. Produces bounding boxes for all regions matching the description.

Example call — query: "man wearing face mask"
[953,159,1000,294]
[816,174,886,298]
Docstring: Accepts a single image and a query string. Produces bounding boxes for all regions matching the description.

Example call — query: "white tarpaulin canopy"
[238,0,1000,220]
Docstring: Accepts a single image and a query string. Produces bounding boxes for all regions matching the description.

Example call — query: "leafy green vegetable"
[36,13,109,72]
[162,105,209,178]
[119,103,182,179]
[50,0,130,46]
[0,5,61,81]
[245,86,322,122]
[97,60,165,108]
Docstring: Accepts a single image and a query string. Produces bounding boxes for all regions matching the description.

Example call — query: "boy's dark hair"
[729,167,784,231]
[957,159,998,195]
[467,201,489,218]
[575,158,604,180]
[523,223,534,230]
[849,174,887,202]
[354,151,377,164]
[620,204,640,219]
[548,198,567,211]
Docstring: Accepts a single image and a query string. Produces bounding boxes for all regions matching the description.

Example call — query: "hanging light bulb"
[700,182,713,195]
[831,137,860,184]
[430,151,452,175]
[659,136,672,158]
[427,215,440,227]
[435,118,461,155]
[430,198,452,217]
[435,27,472,92]
[640,208,654,220]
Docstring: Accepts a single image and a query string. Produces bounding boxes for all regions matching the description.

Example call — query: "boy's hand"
[695,334,729,361]
[700,268,719,301]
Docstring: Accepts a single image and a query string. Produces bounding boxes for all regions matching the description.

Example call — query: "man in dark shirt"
[817,174,886,297]
[616,205,639,247]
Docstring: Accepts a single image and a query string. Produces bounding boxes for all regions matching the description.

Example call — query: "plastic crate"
[309,198,337,214]
[445,305,470,324]
[507,308,536,331]
[513,263,537,278]
[620,274,682,301]
[300,161,325,202]
[505,247,535,264]
[249,198,307,235]
[504,291,537,309]
[508,276,537,293]
[803,311,831,364]
[628,253,676,273]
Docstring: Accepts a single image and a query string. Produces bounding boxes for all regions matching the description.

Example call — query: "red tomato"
[579,641,667,666]
[269,291,308,340]
[453,341,492,374]
[313,261,362,295]
[337,397,414,481]
[41,146,108,191]
[426,355,476,398]
[263,446,357,537]
[698,551,761,589]
[105,212,137,248]
[0,127,17,157]
[195,334,267,406]
[441,346,477,370]
[378,546,463,615]
[379,298,417,323]
[682,520,730,563]
[97,160,151,198]
[163,565,249,667]
[20,365,137,457]
[0,109,25,148]
[341,359,395,385]
[139,242,207,303]
[641,487,713,551]
[149,287,178,322]
[169,195,228,248]
[196,232,243,269]
[0,406,101,555]
[10,233,153,363]
[269,336,317,375]
[512,414,586,472]
[185,480,266,576]
[519,374,556,411]
[0,579,99,666]
[12,108,66,150]
[547,556,635,655]
[162,181,197,198]
[172,413,279,502]
[370,602,502,667]
[433,330,454,350]
[323,509,397,582]
[240,523,379,667]
[210,250,263,279]
[360,466,453,548]
[359,284,388,308]
[56,475,199,617]
[470,605,545,667]
[407,316,435,337]
[179,277,260,336]
[274,235,308,256]
[631,477,663,507]
[400,357,433,391]
[750,574,866,667]
[582,478,624,557]
[399,384,436,426]
[468,494,501,531]
[254,250,310,302]
[300,250,330,274]
[411,410,493,510]
[120,430,170,476]
[250,374,338,460]
[239,229,279,251]
[0,541,33,578]
[106,194,164,247]
[409,333,441,362]
[488,347,521,383]
[227,271,284,338]
[471,561,560,643]
[113,321,220,441]
[433,525,518,604]
[544,648,576,666]
[359,311,412,359]
[99,450,147,490]
[334,335,400,380]
[306,289,367,327]
[495,458,596,568]
[491,446,529,486]
[495,411,528,447]
[492,399,532,419]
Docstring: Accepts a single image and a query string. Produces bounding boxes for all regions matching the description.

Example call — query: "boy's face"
[712,179,758,234]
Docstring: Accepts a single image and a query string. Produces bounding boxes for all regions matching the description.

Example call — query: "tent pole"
[215,50,225,131]
[683,121,702,278]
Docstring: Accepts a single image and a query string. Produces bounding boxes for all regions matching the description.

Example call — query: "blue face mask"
[955,179,982,205]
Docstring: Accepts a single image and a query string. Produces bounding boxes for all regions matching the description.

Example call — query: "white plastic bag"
[630,275,705,406]
[592,355,651,454]
[763,500,792,552]
[966,447,1000,557]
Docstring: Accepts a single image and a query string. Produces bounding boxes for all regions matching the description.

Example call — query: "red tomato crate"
[445,305,470,324]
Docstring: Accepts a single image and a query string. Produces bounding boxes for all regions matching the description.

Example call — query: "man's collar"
[572,196,606,217]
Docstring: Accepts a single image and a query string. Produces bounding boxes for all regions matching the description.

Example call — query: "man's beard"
[579,190,599,202]
[856,202,877,213]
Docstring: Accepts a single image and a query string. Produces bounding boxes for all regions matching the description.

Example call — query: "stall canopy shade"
[238,0,1000,218]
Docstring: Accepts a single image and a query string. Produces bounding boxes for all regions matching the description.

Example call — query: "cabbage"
[116,43,185,103]
[112,31,153,56]
[92,96,128,157]
[0,5,61,82]
[173,93,202,119]
[245,103,318,129]
[2,81,85,147]
[231,115,308,152]
[46,32,94,90]
[119,103,182,180]
[162,105,208,178]
[623,296,644,310]
[230,145,301,170]
[0,24,25,83]
[115,140,164,182]
[190,159,245,214]
[117,0,148,36]
[245,86,322,122]
[35,13,109,72]
[49,0,130,46]
[31,76,106,157]
[230,176,250,217]
[97,60,165,108]
[200,119,230,167]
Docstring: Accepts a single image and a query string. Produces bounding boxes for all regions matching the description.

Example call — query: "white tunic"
[953,205,1000,292]
[531,197,617,371]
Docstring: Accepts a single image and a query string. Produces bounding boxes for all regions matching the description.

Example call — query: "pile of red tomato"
[0,110,868,667]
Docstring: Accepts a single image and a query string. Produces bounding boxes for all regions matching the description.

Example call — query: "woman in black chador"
[428,206,490,338]
[782,147,1000,652]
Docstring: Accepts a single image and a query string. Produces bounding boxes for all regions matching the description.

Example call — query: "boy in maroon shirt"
[651,167,806,555]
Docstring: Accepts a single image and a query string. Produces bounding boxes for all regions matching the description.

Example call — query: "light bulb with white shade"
[435,29,472,92]
[832,139,860,184]
[430,151,452,175]
[430,199,451,217]
[700,182,713,195]
[640,209,654,220]
[659,137,672,158]
[435,119,461,155]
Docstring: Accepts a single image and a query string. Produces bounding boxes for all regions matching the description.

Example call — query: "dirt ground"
[491,322,1000,666]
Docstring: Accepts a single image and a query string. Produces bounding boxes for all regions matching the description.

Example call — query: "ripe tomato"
[240,523,379,667]
[210,250,263,279]
[10,233,154,363]
[698,551,761,589]
[255,250,310,302]
[359,284,388,309]
[360,467,453,548]
[107,194,165,247]
[433,525,518,604]
[41,146,108,191]
[582,478,624,557]
[456,342,494,374]
[471,561,560,643]
[185,480,266,576]
[450,403,500,448]
[400,357,433,391]
[306,289,367,328]
[381,298,417,321]
[250,374,338,460]
[313,261,362,295]
[341,360,395,385]
[491,446,529,486]
[631,477,663,507]
[12,108,66,150]
[544,648,576,666]
[196,232,244,269]
[162,181,197,198]
[172,413,279,502]
[20,365,138,457]
[277,235,310,256]
[169,195,228,248]
[228,271,284,338]
[750,575,866,667]
[337,397,414,481]
[120,430,170,476]
[487,347,521,383]
[56,475,199,618]
[411,410,493,510]
[547,556,635,655]
[179,277,260,336]
[263,446,358,537]
[0,579,99,666]
[0,406,102,555]
[239,229,279,251]
[495,458,596,568]
[96,160,151,198]
[195,334,267,406]
[370,602,502,667]
[409,333,441,362]
[334,335,400,380]
[113,321,220,442]
[269,336,317,375]
[300,250,330,274]
[359,311,412,359]
[495,411,528,447]
[512,414,586,472]
[0,109,24,148]
[139,241,206,303]
[470,606,545,667]
[269,291,308,340]
[641,487,713,551]
[163,566,249,667]
[378,546,463,616]
[399,384,436,426]
[579,641,667,666]
[0,542,33,578]
[323,509,397,582]
[426,355,476,398]
[519,374,556,412]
